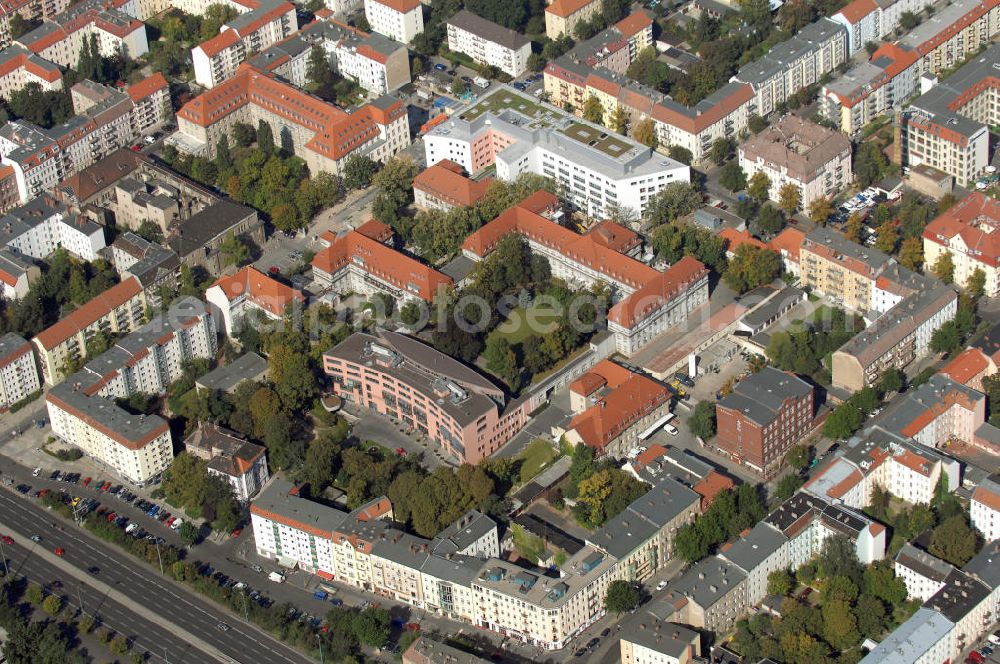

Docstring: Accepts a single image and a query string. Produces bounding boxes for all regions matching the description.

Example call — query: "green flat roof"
[457,88,639,159]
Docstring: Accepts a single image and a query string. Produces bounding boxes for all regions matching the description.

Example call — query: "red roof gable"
[210,266,303,317]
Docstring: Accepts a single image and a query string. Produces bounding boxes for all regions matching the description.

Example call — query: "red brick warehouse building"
[715,367,815,477]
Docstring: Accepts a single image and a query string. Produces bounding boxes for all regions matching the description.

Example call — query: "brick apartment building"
[715,367,814,476]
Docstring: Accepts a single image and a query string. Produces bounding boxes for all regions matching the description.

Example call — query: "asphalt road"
[2,535,213,664]
[0,488,313,664]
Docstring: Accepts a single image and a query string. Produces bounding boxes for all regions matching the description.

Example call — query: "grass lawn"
[490,303,562,345]
[516,438,559,485]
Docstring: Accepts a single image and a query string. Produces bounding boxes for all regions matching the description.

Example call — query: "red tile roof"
[719,228,766,253]
[922,192,1000,268]
[196,29,241,58]
[587,220,641,254]
[209,266,303,317]
[973,484,1000,513]
[939,347,990,386]
[126,72,167,102]
[614,10,652,38]
[632,443,668,469]
[693,470,734,509]
[354,219,393,242]
[545,0,596,18]
[568,360,671,452]
[768,227,805,263]
[651,83,754,135]
[177,64,405,161]
[369,0,420,12]
[835,0,877,24]
[607,256,708,328]
[312,227,453,302]
[413,160,494,208]
[893,448,934,476]
[33,277,142,350]
[570,361,633,396]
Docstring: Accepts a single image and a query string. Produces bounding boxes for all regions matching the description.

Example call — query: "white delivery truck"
[268,572,285,583]
[474,77,490,88]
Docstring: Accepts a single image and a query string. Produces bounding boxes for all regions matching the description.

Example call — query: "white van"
[473,76,490,88]
[268,572,285,583]
[664,424,679,436]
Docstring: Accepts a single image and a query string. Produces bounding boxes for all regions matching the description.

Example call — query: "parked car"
[53,547,65,556]
[434,63,447,71]
[1,535,13,545]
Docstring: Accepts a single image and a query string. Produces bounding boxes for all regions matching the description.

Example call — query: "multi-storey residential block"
[734,18,848,118]
[895,544,955,601]
[31,276,147,384]
[106,232,180,309]
[363,0,422,43]
[619,622,701,664]
[658,557,748,632]
[0,74,171,205]
[832,282,957,392]
[0,248,39,300]
[804,425,960,508]
[0,195,105,261]
[564,360,672,458]
[248,18,410,95]
[922,192,1000,295]
[0,333,39,409]
[16,0,148,69]
[971,475,1000,543]
[205,265,304,336]
[192,0,296,88]
[312,219,453,304]
[173,64,409,177]
[425,86,690,218]
[715,368,814,476]
[830,0,936,54]
[0,44,61,97]
[430,510,500,559]
[820,43,919,136]
[404,637,491,664]
[45,298,214,485]
[413,160,493,212]
[738,115,853,208]
[0,0,71,50]
[460,191,708,356]
[323,330,531,464]
[47,380,171,485]
[898,45,1000,187]
[586,475,700,583]
[544,0,600,39]
[447,10,530,78]
[938,324,1000,390]
[894,0,1000,78]
[185,423,269,502]
[718,521,789,607]
[879,374,985,447]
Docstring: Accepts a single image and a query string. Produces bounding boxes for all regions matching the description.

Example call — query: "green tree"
[808,197,834,225]
[668,145,693,165]
[724,245,781,293]
[41,594,62,615]
[786,445,811,471]
[878,367,904,395]
[109,634,130,656]
[774,473,804,502]
[136,220,164,244]
[179,521,199,545]
[968,267,987,299]
[720,161,747,192]
[689,401,716,440]
[854,142,890,187]
[758,205,785,236]
[483,335,519,389]
[747,171,771,201]
[930,515,978,566]
[256,120,274,154]
[900,10,920,29]
[219,231,250,268]
[874,220,898,254]
[845,212,864,242]
[644,182,702,227]
[233,122,255,147]
[450,77,466,96]
[777,183,801,215]
[400,301,422,326]
[899,236,924,270]
[856,594,887,638]
[748,115,768,133]
[930,321,961,355]
[864,561,907,604]
[767,569,794,596]
[583,95,604,124]
[822,599,860,651]
[632,118,657,148]
[604,580,641,614]
[709,137,734,165]
[201,4,238,40]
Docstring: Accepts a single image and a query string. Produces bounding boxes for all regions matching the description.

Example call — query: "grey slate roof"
[924,569,990,624]
[720,522,787,574]
[858,607,955,664]
[717,366,811,427]
[447,10,529,50]
[0,333,30,362]
[878,375,984,437]
[962,540,1000,590]
[167,200,258,259]
[895,543,954,584]
[196,353,268,393]
[662,557,746,611]
[619,621,699,658]
[431,510,495,555]
[253,479,349,535]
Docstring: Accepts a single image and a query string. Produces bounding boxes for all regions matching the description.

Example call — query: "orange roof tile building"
[205,266,305,337]
[564,360,672,457]
[413,160,493,212]
[922,193,1000,297]
[461,191,708,356]
[173,62,409,179]
[972,476,1000,543]
[803,425,960,510]
[544,0,601,40]
[878,374,985,449]
[311,221,453,304]
[186,423,270,502]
